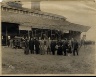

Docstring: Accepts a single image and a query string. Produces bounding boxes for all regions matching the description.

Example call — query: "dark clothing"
[7,40,10,47]
[47,46,51,54]
[13,40,15,46]
[62,41,68,56]
[67,45,72,53]
[29,40,34,50]
[73,49,78,56]
[29,39,34,54]
[57,41,63,46]
[57,46,63,55]
[34,40,40,54]
[24,40,29,48]
[16,40,20,48]
[73,41,79,56]
[71,40,74,49]
[13,40,16,48]
[50,41,56,55]
[24,40,29,55]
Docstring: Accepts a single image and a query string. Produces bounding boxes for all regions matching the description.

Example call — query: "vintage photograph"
[1,0,96,75]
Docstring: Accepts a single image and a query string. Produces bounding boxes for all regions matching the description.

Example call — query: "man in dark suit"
[73,39,79,56]
[57,39,63,55]
[62,39,68,56]
[34,38,40,54]
[29,38,34,54]
[50,39,56,55]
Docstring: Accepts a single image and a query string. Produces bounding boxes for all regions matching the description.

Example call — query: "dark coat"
[57,41,63,46]
[67,45,72,53]
[73,41,79,50]
[29,39,34,50]
[62,41,68,50]
[34,39,40,54]
[57,46,63,55]
[24,40,29,55]
[50,41,56,51]
[7,39,10,46]
[71,41,74,48]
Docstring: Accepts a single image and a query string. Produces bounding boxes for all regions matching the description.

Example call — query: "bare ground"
[2,45,96,74]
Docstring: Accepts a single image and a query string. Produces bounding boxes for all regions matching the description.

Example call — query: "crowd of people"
[24,37,80,56]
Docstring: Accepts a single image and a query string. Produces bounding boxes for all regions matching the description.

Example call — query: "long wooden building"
[1,1,90,45]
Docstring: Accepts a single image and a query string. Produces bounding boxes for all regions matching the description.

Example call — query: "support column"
[31,26,33,38]
[41,28,43,39]
[51,29,52,39]
[28,30,30,39]
[35,30,36,37]
[6,26,8,46]
[19,30,20,36]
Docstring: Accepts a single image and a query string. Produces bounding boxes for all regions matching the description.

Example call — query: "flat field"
[2,45,96,74]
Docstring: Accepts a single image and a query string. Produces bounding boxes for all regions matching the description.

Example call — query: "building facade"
[1,1,90,45]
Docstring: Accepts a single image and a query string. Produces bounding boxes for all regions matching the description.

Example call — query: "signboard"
[19,26,31,31]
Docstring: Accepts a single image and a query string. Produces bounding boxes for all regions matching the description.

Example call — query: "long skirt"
[40,46,45,55]
[47,47,51,54]
[24,47,29,55]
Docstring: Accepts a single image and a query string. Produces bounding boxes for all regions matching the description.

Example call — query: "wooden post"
[6,26,8,46]
[19,30,20,36]
[41,30,42,38]
[51,29,52,39]
[28,30,30,40]
[41,28,43,39]
[31,26,33,38]
[35,30,36,37]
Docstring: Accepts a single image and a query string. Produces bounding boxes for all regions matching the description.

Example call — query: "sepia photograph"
[1,0,96,76]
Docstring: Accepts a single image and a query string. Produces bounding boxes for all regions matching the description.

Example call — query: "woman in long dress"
[39,38,45,55]
[46,38,51,54]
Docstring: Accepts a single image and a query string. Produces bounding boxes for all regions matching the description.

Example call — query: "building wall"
[69,30,81,41]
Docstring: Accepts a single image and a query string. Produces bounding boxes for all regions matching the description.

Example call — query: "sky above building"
[21,1,96,41]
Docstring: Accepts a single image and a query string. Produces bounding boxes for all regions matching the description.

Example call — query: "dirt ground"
[2,45,96,75]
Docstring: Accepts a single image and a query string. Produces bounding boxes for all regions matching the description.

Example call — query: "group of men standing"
[24,37,79,56]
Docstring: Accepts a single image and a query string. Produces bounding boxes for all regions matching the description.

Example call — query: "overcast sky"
[22,1,96,41]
